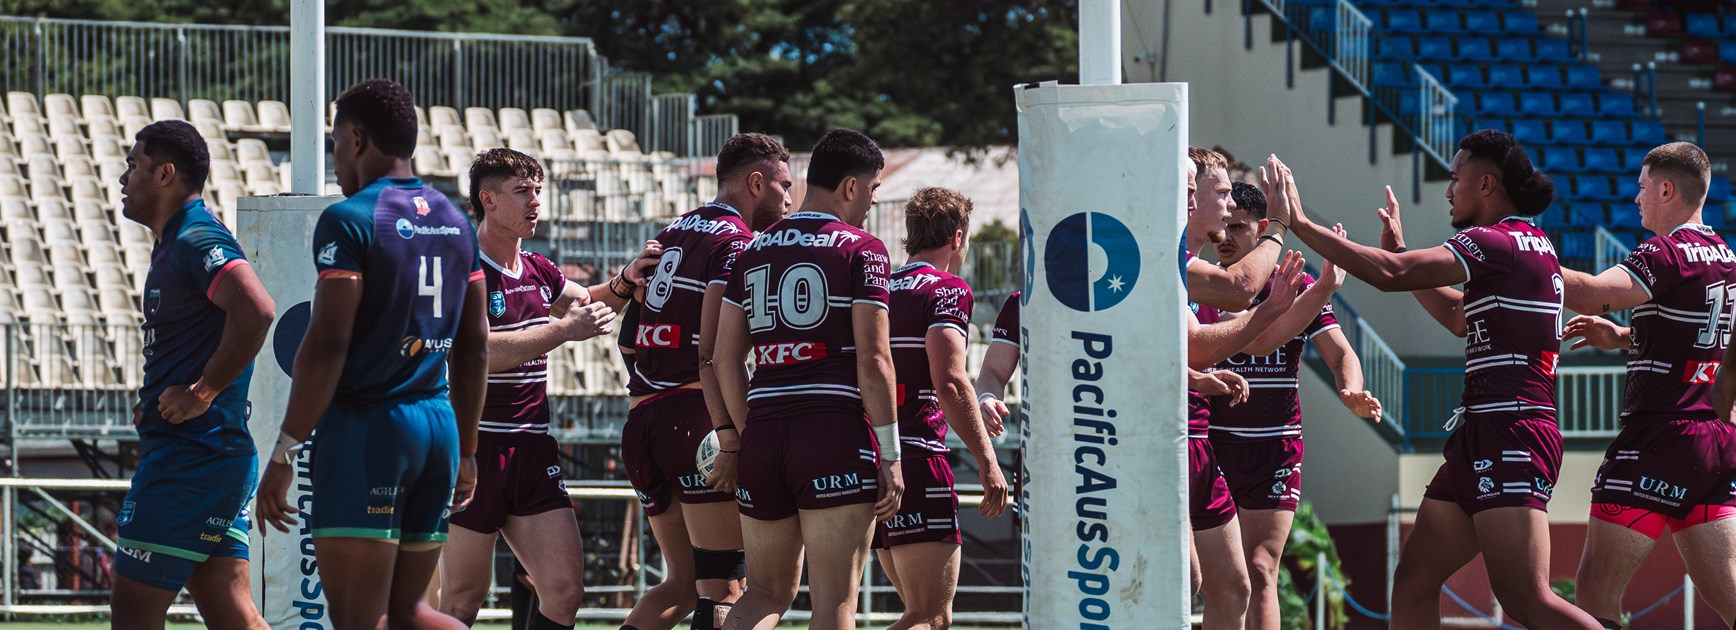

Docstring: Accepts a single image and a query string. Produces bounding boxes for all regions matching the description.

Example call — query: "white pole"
[1315,552,1327,630]
[1685,574,1696,630]
[1078,0,1122,85]
[290,0,326,194]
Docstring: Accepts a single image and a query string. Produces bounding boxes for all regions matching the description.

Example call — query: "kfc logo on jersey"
[755,342,826,365]
[637,324,682,348]
[1685,360,1721,384]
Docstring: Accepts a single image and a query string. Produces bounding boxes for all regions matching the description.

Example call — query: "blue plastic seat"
[1542,146,1582,172]
[1623,147,1650,169]
[1512,118,1549,145]
[1550,119,1590,144]
[1631,120,1666,145]
[1609,206,1645,229]
[1535,38,1573,62]
[1378,36,1416,59]
[1519,92,1557,116]
[1446,64,1486,88]
[1373,62,1414,86]
[1686,13,1723,38]
[1463,10,1501,32]
[1426,10,1464,32]
[1726,15,1736,34]
[1590,120,1629,145]
[1614,177,1639,201]
[1558,92,1597,116]
[1396,91,1420,116]
[1560,230,1594,260]
[1527,65,1565,90]
[1496,37,1534,61]
[1565,65,1602,90]
[1598,93,1635,117]
[1574,175,1617,201]
[1309,8,1336,32]
[1570,202,1608,225]
[1476,92,1518,117]
[1487,64,1525,88]
[1711,177,1732,203]
[1502,11,1540,34]
[1721,41,1736,64]
[1582,147,1620,173]
[1417,36,1455,60]
[1457,37,1495,61]
[1476,118,1513,134]
[1386,9,1424,32]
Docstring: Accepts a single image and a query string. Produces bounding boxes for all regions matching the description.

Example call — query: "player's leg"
[183,544,268,630]
[1672,510,1736,624]
[388,401,467,629]
[798,503,877,630]
[721,515,805,630]
[501,508,587,627]
[386,543,468,630]
[109,574,177,630]
[1573,510,1659,626]
[1237,508,1293,630]
[879,542,961,630]
[625,502,701,630]
[437,525,500,624]
[1469,507,1600,628]
[1389,498,1482,630]
[1194,516,1250,630]
[686,501,748,629]
[875,549,905,599]
[314,538,404,629]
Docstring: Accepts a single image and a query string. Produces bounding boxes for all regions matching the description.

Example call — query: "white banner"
[237,195,342,630]
[1015,82,1191,629]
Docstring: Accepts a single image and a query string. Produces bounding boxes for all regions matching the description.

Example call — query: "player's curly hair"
[903,187,973,255]
[1642,142,1711,203]
[133,120,210,192]
[1459,129,1554,215]
[1230,181,1266,219]
[334,78,419,159]
[716,133,789,182]
[807,128,884,191]
[467,148,545,220]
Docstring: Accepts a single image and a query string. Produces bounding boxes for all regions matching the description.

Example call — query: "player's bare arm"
[1280,172,1469,293]
[708,302,752,487]
[854,303,905,522]
[972,342,1017,437]
[447,278,490,511]
[1314,328,1381,420]
[926,325,1008,518]
[259,273,364,532]
[158,264,276,423]
[1234,249,1347,357]
[1560,266,1650,316]
[485,302,616,372]
[697,283,742,492]
[1190,252,1306,369]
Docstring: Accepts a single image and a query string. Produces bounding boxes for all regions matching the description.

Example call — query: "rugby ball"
[696,429,721,480]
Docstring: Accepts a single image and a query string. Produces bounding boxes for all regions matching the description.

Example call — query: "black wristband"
[609,274,633,299]
[1258,235,1283,249]
[1393,246,1408,253]
[713,425,738,433]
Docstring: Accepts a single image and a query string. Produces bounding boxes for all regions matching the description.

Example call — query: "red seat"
[1682,38,1719,64]
[1648,11,1683,37]
[1714,64,1736,92]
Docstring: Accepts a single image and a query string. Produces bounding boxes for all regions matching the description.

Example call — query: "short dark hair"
[1230,182,1266,219]
[468,148,544,219]
[1459,129,1554,215]
[134,120,210,192]
[806,128,884,191]
[1643,142,1711,203]
[333,78,419,159]
[903,187,973,255]
[716,133,790,181]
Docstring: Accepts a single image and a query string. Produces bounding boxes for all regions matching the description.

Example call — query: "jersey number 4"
[744,263,829,332]
[420,256,444,317]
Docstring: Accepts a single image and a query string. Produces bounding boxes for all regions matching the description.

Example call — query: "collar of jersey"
[703,201,742,217]
[479,249,522,280]
[378,176,425,189]
[159,198,211,239]
[1671,222,1714,236]
[787,210,841,221]
[895,261,935,274]
[1493,215,1536,226]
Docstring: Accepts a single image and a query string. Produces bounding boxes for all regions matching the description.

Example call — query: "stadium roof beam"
[290,0,325,194]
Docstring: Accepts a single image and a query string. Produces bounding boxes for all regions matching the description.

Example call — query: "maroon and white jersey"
[722,210,892,417]
[631,203,753,396]
[1188,300,1221,439]
[481,250,568,434]
[888,262,973,455]
[990,292,1020,348]
[1443,217,1563,419]
[1616,223,1736,423]
[1208,272,1339,441]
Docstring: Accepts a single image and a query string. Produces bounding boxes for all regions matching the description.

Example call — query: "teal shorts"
[309,395,458,542]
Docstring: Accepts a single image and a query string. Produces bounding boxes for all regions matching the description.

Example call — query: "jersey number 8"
[744,263,829,332]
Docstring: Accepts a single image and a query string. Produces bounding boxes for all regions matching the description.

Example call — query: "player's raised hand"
[1261,251,1308,314]
[1562,314,1628,351]
[1258,155,1292,231]
[873,456,905,522]
[1322,225,1352,288]
[977,464,1009,518]
[257,461,300,533]
[556,301,616,342]
[1340,389,1383,421]
[452,453,477,513]
[1377,185,1407,252]
[978,393,1008,438]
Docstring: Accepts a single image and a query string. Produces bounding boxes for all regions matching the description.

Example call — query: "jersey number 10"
[744,263,829,332]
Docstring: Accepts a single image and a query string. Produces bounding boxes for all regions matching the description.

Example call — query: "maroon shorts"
[1591,418,1736,520]
[1189,437,1236,531]
[1212,437,1304,511]
[873,454,960,549]
[736,412,881,521]
[1424,415,1562,515]
[621,390,734,516]
[450,431,572,534]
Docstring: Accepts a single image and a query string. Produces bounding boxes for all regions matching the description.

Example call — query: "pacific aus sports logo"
[1043,211,1140,312]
